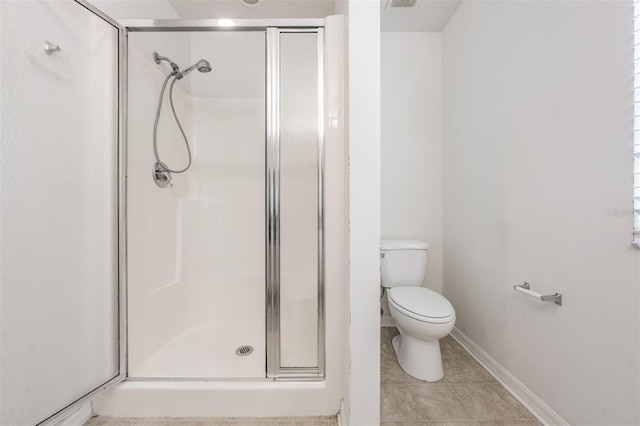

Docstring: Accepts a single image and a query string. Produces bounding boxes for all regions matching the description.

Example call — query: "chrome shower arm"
[153,51,179,72]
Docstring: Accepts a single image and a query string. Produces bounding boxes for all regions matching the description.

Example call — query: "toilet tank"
[380,239,430,288]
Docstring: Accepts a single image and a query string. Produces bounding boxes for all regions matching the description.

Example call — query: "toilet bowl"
[388,286,455,381]
[381,239,456,382]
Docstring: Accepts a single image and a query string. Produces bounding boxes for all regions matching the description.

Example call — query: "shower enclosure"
[127,25,325,381]
[1,0,344,423]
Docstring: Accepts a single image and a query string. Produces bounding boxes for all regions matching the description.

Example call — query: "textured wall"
[381,31,443,295]
[443,2,640,424]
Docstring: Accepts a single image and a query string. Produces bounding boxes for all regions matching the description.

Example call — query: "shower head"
[176,59,212,79]
[196,59,212,73]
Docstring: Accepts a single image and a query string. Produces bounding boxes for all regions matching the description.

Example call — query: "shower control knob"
[153,162,173,188]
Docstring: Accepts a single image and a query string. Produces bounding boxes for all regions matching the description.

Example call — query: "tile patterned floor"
[380,327,542,426]
[85,416,337,426]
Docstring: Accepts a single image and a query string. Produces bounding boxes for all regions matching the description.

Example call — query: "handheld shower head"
[176,59,212,79]
[196,59,212,73]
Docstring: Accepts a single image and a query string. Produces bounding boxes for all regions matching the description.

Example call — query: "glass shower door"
[0,1,122,424]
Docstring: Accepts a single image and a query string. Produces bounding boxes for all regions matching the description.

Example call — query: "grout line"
[404,383,428,422]
[486,382,528,420]
[446,380,478,421]
[449,383,528,422]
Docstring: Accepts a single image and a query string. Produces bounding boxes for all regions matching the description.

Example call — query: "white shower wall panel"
[127,38,197,376]
[127,33,265,379]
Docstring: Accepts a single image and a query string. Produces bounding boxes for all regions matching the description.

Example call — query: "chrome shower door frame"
[266,27,326,380]
[120,19,326,381]
[37,2,128,424]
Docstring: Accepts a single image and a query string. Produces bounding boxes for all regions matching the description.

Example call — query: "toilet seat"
[388,287,455,324]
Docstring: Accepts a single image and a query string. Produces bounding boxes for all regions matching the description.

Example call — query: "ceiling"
[95,0,463,98]
[91,0,461,31]
[380,0,463,32]
[169,0,337,19]
[167,0,461,30]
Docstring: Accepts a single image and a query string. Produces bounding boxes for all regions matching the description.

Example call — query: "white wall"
[332,4,352,424]
[89,0,180,20]
[381,32,443,301]
[443,2,640,424]
[324,14,348,423]
[346,1,381,425]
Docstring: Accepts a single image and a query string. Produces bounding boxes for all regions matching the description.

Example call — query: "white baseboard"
[52,403,93,426]
[450,328,567,426]
[380,316,395,327]
[337,399,347,426]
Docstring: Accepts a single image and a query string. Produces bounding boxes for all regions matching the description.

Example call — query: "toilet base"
[392,334,444,382]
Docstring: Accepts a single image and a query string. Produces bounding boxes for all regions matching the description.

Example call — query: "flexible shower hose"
[153,72,192,173]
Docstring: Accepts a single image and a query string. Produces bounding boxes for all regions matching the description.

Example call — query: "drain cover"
[236,345,254,356]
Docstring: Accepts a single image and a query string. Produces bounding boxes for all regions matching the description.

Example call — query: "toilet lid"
[388,287,455,323]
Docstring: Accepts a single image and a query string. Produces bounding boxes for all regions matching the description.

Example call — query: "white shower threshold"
[93,380,339,418]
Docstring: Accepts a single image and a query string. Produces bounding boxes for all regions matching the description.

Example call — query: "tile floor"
[85,416,337,426]
[380,327,542,426]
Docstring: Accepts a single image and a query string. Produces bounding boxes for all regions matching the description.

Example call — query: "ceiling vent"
[386,0,418,8]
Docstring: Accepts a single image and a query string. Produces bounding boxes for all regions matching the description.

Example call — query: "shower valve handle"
[153,162,173,188]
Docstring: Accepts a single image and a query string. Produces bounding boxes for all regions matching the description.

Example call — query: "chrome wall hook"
[43,41,61,56]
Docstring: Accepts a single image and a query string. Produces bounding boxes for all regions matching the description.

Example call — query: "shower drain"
[235,345,254,356]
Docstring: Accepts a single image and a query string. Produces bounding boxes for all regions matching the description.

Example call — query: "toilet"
[381,239,456,382]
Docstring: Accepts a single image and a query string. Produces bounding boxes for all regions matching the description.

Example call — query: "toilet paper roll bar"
[513,282,562,306]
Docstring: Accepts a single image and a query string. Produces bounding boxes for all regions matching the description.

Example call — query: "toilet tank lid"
[381,239,430,250]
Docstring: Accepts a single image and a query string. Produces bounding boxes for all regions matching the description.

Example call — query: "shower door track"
[119,19,326,382]
[120,19,325,31]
